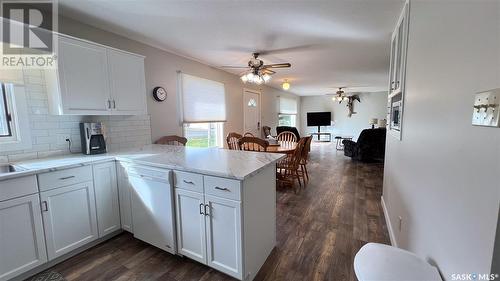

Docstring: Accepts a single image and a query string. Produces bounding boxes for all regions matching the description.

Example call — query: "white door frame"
[242,88,262,136]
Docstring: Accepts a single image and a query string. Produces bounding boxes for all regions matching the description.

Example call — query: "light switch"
[472,89,499,127]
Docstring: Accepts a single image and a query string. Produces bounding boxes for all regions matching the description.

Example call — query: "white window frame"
[278,113,297,127]
[0,84,32,151]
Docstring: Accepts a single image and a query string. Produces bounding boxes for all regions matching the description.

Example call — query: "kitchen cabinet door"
[107,49,147,115]
[204,195,242,279]
[117,163,133,233]
[0,194,47,281]
[41,182,98,260]
[175,188,207,264]
[58,36,111,114]
[93,161,120,237]
[129,173,175,253]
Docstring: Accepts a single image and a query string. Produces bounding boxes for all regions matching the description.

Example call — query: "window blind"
[179,72,226,123]
[279,96,297,114]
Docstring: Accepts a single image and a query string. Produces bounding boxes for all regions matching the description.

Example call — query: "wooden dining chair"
[154,135,188,146]
[276,131,297,148]
[299,136,313,184]
[226,132,242,150]
[243,132,255,137]
[238,137,269,152]
[276,137,307,193]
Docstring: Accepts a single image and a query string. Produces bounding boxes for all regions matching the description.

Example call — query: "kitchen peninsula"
[1,145,283,281]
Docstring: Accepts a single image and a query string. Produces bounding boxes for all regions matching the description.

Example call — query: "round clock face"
[153,87,167,102]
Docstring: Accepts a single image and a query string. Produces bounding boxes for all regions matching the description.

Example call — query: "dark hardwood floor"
[41,142,390,281]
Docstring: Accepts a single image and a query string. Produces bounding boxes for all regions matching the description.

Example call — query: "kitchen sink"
[0,164,26,174]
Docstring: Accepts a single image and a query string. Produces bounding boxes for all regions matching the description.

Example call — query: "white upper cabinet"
[107,49,147,115]
[93,161,121,237]
[388,1,409,96]
[0,194,47,281]
[56,36,111,114]
[46,34,147,115]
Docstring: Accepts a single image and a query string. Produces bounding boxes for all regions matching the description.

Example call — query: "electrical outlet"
[57,134,71,145]
[398,216,403,232]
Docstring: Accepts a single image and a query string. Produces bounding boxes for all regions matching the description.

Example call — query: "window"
[279,96,298,127]
[0,83,13,138]
[278,114,296,127]
[178,72,226,147]
[184,123,223,148]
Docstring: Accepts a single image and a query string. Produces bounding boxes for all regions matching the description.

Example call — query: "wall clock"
[153,87,167,102]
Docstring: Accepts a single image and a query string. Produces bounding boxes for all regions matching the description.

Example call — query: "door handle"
[204,204,210,217]
[113,100,116,109]
[214,186,230,192]
[41,201,48,212]
[183,180,194,185]
[107,99,111,109]
[199,203,205,215]
[59,175,75,180]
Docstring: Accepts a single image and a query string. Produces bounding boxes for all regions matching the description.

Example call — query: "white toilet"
[354,243,442,281]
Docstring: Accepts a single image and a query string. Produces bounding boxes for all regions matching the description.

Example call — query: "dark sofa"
[343,128,386,162]
[276,126,301,140]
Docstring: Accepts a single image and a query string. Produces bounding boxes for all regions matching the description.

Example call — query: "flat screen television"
[307,112,331,127]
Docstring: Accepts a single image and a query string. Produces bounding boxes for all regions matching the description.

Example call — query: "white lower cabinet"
[175,188,207,263]
[175,175,243,280]
[41,181,98,260]
[205,195,242,278]
[93,162,121,237]
[117,163,133,233]
[128,167,176,254]
[0,194,47,281]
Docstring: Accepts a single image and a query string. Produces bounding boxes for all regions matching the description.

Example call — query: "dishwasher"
[127,165,176,254]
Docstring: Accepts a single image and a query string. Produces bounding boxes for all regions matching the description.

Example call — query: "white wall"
[300,92,387,140]
[383,1,500,279]
[0,70,152,163]
[58,16,300,144]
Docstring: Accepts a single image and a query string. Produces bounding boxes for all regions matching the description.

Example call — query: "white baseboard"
[381,196,398,247]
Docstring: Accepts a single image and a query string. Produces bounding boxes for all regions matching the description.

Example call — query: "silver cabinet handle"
[107,99,111,109]
[41,201,48,212]
[183,180,194,185]
[214,186,230,192]
[204,204,210,216]
[59,175,75,180]
[199,203,205,215]
[113,100,116,109]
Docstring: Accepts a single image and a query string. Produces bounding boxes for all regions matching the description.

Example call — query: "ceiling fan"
[327,87,350,102]
[220,53,291,84]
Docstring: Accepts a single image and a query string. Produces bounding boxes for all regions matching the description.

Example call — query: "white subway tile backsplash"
[2,70,152,161]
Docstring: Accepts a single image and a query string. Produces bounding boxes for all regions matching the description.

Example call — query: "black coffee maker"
[80,122,107,155]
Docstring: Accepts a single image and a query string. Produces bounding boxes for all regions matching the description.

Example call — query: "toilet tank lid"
[354,243,442,281]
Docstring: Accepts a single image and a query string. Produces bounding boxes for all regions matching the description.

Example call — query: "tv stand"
[310,130,332,142]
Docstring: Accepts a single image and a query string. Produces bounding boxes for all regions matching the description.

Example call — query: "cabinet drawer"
[38,165,93,191]
[173,171,203,192]
[204,176,241,201]
[0,175,38,202]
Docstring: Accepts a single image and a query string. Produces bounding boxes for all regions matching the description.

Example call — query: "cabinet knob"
[214,186,230,192]
[113,100,116,109]
[183,180,194,185]
[41,201,48,212]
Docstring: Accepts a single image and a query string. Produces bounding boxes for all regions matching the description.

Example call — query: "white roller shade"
[179,72,226,123]
[279,96,297,114]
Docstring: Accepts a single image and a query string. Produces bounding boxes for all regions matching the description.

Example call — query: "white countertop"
[2,145,285,181]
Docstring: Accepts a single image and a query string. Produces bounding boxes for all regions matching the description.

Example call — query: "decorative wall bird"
[342,95,361,117]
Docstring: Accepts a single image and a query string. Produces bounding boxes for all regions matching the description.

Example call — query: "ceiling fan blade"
[219,65,249,69]
[262,63,291,68]
[259,44,320,55]
[261,68,276,75]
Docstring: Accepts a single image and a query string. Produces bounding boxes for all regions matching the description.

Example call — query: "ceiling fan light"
[246,73,255,80]
[282,80,290,90]
[240,75,248,83]
[262,74,271,82]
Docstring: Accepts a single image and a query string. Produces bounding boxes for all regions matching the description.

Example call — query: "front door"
[243,90,261,137]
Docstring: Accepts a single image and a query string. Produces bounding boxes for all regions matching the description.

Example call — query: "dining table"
[266,142,297,154]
